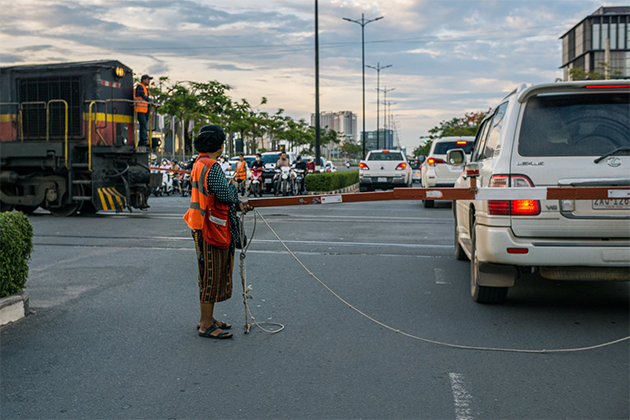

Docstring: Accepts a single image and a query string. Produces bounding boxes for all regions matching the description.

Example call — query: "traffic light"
[280,144,286,152]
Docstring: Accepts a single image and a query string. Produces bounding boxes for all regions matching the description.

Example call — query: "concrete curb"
[307,182,359,195]
[0,291,29,327]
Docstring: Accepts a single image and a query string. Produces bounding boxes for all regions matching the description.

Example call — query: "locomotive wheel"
[14,205,38,215]
[49,202,82,217]
[48,184,83,217]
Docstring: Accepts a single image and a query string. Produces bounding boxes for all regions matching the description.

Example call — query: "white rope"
[254,209,630,354]
[239,211,284,334]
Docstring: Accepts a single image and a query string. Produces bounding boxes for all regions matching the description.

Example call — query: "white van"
[450,80,630,303]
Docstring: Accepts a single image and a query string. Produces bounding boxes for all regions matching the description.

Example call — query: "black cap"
[141,74,153,81]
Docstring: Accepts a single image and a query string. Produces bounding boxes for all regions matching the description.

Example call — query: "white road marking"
[449,373,474,420]
[434,268,451,284]
[35,236,454,249]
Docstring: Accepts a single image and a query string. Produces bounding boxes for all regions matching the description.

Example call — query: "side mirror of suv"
[446,149,466,165]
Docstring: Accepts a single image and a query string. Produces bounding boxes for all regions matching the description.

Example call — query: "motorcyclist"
[276,151,290,168]
[248,153,264,197]
[171,159,181,194]
[220,156,231,177]
[250,153,264,170]
[293,156,307,194]
[306,157,316,173]
[235,153,248,195]
[274,152,290,196]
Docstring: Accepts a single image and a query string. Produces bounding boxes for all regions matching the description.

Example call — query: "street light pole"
[379,87,394,148]
[365,63,391,149]
[342,14,383,159]
[314,0,321,170]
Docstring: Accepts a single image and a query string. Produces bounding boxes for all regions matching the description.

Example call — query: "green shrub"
[0,211,33,297]
[305,170,359,192]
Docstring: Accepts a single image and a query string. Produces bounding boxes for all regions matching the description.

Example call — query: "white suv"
[359,150,412,191]
[450,81,630,303]
[421,137,474,208]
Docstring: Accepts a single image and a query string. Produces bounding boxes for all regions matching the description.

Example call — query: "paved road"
[1,193,628,419]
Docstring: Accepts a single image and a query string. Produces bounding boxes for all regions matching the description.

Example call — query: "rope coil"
[239,211,285,334]
[251,209,630,354]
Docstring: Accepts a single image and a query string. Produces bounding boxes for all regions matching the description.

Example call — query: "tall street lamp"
[342,14,383,159]
[379,87,395,148]
[314,0,321,170]
[365,63,392,149]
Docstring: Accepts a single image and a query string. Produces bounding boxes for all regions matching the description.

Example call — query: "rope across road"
[239,209,630,354]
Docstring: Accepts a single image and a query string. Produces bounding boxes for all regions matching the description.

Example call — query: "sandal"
[198,323,233,339]
[196,319,231,330]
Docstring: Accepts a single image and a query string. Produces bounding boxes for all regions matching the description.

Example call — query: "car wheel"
[454,217,469,261]
[470,221,509,304]
[423,199,434,208]
[359,184,368,192]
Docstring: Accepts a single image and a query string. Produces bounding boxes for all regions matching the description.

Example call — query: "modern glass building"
[361,129,395,151]
[560,6,630,80]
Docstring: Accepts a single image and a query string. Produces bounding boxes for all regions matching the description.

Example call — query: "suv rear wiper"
[594,146,630,163]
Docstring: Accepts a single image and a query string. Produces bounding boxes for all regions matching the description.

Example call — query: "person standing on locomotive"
[183,125,251,340]
[134,74,155,147]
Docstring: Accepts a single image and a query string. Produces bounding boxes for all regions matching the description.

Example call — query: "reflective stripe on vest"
[134,84,149,114]
[236,160,247,180]
[183,154,216,230]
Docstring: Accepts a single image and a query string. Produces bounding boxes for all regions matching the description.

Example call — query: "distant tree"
[340,141,362,159]
[569,62,622,81]
[413,141,432,157]
[413,110,488,157]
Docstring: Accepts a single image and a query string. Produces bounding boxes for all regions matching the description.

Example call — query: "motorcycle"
[293,168,305,195]
[159,172,175,196]
[345,161,351,168]
[180,172,191,197]
[274,167,294,196]
[249,167,263,197]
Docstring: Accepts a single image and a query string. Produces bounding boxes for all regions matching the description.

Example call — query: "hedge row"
[305,170,359,192]
[0,211,33,297]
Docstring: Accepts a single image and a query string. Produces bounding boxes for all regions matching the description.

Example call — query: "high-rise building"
[360,129,395,151]
[311,111,357,142]
[560,6,630,80]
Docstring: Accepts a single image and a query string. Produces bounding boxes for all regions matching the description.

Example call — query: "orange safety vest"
[183,155,231,248]
[235,160,247,181]
[134,84,149,114]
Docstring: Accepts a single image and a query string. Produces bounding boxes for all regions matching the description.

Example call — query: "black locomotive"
[0,60,160,216]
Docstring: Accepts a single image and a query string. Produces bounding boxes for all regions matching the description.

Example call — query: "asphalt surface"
[1,191,629,419]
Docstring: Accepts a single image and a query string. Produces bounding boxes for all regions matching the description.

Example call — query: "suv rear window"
[432,141,474,154]
[519,93,630,156]
[368,152,404,161]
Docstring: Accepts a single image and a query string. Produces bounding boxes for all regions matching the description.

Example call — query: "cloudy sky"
[1,0,626,150]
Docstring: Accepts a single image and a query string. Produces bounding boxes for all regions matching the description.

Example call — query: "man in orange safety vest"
[134,74,154,147]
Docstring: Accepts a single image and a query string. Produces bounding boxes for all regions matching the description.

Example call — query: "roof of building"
[560,6,630,39]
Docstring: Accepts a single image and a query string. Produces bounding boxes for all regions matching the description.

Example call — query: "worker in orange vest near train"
[134,74,154,147]
[235,153,248,196]
[183,125,251,340]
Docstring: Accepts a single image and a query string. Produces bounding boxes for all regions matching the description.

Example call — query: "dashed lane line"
[449,373,474,420]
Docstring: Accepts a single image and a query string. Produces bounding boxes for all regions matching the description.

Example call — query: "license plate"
[265,179,272,184]
[592,199,630,210]
[377,177,388,183]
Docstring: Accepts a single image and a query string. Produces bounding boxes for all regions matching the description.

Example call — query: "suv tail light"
[426,157,445,166]
[395,162,407,170]
[488,175,541,216]
[359,162,369,170]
